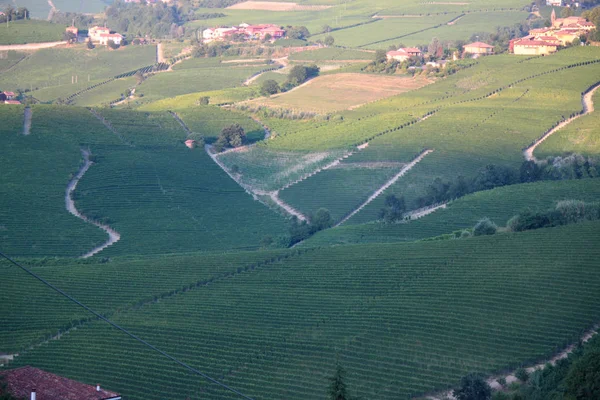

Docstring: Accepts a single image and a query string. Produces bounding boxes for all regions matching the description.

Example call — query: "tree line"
[0,6,29,22]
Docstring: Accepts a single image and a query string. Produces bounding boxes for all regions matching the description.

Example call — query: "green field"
[0,20,64,44]
[3,2,600,399]
[535,89,600,158]
[303,178,600,246]
[0,105,119,257]
[134,61,269,103]
[0,45,157,93]
[4,222,600,399]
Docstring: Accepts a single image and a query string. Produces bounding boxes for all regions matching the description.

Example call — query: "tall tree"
[328,363,349,400]
[453,373,492,400]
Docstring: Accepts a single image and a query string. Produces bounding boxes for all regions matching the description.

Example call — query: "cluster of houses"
[385,41,495,66]
[202,23,286,42]
[510,12,595,55]
[0,90,20,105]
[65,25,124,46]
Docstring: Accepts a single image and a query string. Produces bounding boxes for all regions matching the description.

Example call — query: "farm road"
[65,149,121,258]
[22,107,32,135]
[156,43,165,63]
[0,41,66,51]
[336,149,434,227]
[524,82,600,162]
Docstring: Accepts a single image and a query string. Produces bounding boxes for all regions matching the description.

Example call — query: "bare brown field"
[247,73,432,113]
[227,1,332,11]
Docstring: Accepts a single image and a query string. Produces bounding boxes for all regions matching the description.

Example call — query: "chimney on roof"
[96,384,101,392]
[31,389,36,400]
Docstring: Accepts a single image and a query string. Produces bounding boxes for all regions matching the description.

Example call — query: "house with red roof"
[512,37,558,55]
[4,100,22,104]
[98,33,123,46]
[464,42,494,56]
[3,91,16,100]
[185,139,196,149]
[386,47,422,62]
[0,366,121,400]
[89,26,110,42]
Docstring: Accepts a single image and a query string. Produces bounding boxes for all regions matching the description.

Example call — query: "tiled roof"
[0,366,121,400]
[465,41,494,48]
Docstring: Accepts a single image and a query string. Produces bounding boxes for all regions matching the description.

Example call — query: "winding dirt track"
[336,149,433,227]
[65,149,121,258]
[524,82,599,162]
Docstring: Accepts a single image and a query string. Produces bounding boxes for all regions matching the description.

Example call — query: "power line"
[0,250,256,400]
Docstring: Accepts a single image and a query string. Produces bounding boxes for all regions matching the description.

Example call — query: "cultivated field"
[0,20,64,45]
[4,223,600,399]
[227,1,332,11]
[247,73,432,113]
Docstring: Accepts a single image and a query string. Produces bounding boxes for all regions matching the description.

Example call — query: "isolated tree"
[324,35,335,46]
[375,49,388,63]
[286,25,310,40]
[198,96,210,105]
[107,39,120,50]
[322,24,332,33]
[328,363,350,400]
[566,349,600,399]
[378,194,406,223]
[63,31,77,44]
[453,373,492,400]
[288,65,308,85]
[473,218,497,236]
[134,70,145,85]
[260,79,280,96]
[217,123,245,149]
[428,37,444,59]
[311,208,333,232]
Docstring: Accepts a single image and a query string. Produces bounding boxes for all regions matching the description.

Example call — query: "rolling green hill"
[4,222,600,399]
[0,20,64,44]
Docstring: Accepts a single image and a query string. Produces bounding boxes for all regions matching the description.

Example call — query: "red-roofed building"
[0,366,121,400]
[3,91,16,100]
[386,47,422,62]
[65,26,78,36]
[464,42,494,56]
[98,33,123,46]
[89,26,110,42]
[185,139,196,149]
[4,100,21,105]
[512,37,558,55]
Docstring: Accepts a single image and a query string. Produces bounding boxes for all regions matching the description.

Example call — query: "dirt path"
[0,41,67,51]
[156,43,165,64]
[256,190,308,221]
[243,58,286,86]
[405,203,447,220]
[336,149,433,227]
[22,107,32,136]
[524,82,599,163]
[169,111,193,136]
[65,149,121,258]
[447,15,464,25]
[424,326,599,400]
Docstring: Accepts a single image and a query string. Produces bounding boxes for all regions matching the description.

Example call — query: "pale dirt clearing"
[248,73,432,113]
[22,107,32,135]
[524,82,599,163]
[0,41,67,51]
[227,1,332,11]
[65,149,121,258]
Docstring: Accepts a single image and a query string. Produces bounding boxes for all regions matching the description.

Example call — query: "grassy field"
[0,45,156,93]
[303,178,600,246]
[174,106,265,142]
[4,222,600,399]
[137,86,259,110]
[534,89,600,158]
[246,73,432,113]
[0,20,64,44]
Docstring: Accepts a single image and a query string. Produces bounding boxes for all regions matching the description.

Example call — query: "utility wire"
[0,250,256,400]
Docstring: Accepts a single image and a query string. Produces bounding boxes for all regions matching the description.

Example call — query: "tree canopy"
[453,373,492,400]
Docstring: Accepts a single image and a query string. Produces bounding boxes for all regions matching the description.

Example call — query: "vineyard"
[0,20,64,45]
[304,178,600,246]
[4,223,600,399]
[534,88,600,158]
